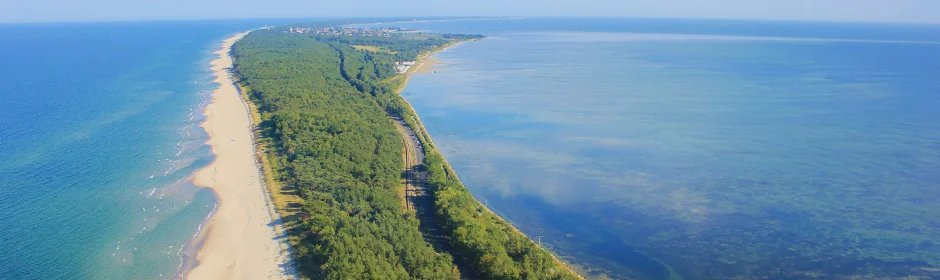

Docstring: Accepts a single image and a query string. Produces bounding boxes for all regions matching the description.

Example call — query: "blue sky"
[2,0,939,23]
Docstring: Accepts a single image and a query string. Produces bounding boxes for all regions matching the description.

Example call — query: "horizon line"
[1,15,938,26]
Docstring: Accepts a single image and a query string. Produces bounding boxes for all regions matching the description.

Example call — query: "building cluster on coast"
[288,27,406,37]
[395,61,417,74]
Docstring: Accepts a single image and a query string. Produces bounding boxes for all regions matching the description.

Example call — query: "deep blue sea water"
[0,20,288,279]
[362,18,940,279]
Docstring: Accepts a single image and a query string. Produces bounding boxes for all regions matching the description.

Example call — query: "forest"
[231,24,578,279]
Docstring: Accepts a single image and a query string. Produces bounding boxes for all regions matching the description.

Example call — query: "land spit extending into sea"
[184,32,295,280]
[188,31,578,279]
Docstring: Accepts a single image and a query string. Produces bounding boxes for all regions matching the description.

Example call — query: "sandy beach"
[185,32,294,280]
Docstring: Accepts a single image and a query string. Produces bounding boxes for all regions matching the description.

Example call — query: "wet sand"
[186,32,294,280]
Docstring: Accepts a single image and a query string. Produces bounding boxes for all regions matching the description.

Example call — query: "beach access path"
[186,32,296,280]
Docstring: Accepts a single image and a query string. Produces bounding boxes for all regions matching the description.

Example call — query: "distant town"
[286,26,408,37]
[283,26,420,73]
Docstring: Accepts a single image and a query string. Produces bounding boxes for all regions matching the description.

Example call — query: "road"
[393,118,435,227]
[391,117,476,279]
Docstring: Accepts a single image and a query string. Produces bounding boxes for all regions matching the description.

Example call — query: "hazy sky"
[2,0,939,23]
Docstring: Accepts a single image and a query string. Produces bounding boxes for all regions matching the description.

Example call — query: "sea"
[359,18,940,279]
[0,20,288,279]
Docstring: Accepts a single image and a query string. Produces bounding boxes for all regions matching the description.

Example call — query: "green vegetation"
[233,29,457,279]
[352,45,396,54]
[232,23,577,279]
[316,32,479,61]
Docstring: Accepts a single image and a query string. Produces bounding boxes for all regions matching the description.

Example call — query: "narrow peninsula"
[230,22,582,279]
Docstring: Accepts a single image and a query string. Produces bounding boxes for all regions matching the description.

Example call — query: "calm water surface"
[373,18,940,279]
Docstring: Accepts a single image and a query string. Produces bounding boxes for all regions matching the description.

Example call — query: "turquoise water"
[372,19,940,279]
[0,20,284,279]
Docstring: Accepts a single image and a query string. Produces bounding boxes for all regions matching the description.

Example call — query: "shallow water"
[0,20,283,279]
[373,18,940,279]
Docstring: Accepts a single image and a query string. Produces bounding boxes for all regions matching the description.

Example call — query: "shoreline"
[396,39,585,279]
[391,39,473,94]
[184,31,294,280]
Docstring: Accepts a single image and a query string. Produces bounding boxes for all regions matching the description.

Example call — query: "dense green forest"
[231,24,578,279]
